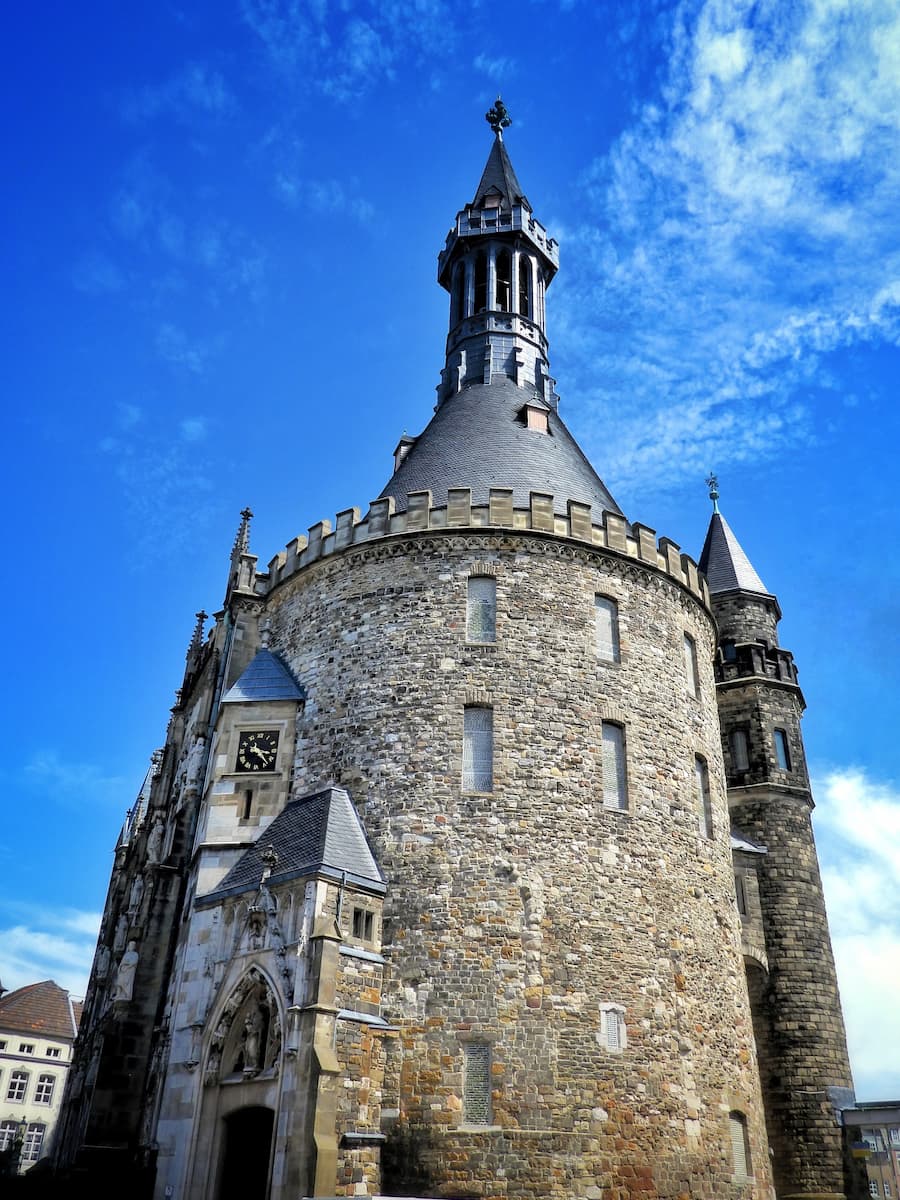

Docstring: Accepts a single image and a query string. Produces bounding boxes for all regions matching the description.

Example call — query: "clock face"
[236,730,279,772]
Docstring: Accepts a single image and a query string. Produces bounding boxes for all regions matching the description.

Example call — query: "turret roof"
[0,980,80,1039]
[200,786,385,902]
[222,649,305,704]
[473,133,526,208]
[379,377,622,518]
[699,511,768,595]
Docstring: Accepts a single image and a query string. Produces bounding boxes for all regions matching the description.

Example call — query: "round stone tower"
[259,110,773,1199]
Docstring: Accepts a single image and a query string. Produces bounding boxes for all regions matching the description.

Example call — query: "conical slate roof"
[699,511,768,594]
[222,649,305,704]
[201,786,385,902]
[379,377,622,518]
[473,133,526,208]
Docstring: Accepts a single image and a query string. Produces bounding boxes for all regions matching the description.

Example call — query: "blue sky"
[3,0,899,1100]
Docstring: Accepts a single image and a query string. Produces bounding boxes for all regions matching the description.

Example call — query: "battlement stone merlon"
[258,488,711,610]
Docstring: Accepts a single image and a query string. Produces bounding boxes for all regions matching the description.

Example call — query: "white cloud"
[555,0,900,496]
[473,53,516,82]
[274,173,375,224]
[123,63,234,122]
[0,906,101,999]
[23,751,128,809]
[180,417,208,442]
[815,767,900,1100]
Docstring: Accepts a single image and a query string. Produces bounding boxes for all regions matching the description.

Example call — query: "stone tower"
[700,484,856,1199]
[57,112,855,1200]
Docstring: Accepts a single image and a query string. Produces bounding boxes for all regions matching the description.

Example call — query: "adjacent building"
[56,107,858,1200]
[0,980,81,1173]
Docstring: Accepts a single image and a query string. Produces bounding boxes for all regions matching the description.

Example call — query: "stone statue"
[113,940,140,1002]
[128,875,144,915]
[95,944,110,980]
[242,1006,265,1072]
[146,818,165,864]
[113,914,128,953]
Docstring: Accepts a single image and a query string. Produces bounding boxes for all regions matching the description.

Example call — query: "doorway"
[218,1105,275,1200]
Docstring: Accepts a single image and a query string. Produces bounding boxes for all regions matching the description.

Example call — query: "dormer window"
[519,403,549,434]
[482,192,501,209]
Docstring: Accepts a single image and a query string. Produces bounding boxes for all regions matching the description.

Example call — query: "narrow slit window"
[474,251,487,313]
[595,596,620,663]
[731,729,750,773]
[695,755,713,838]
[735,873,748,917]
[463,1042,492,1125]
[463,706,493,792]
[452,262,465,324]
[467,576,496,643]
[518,253,531,316]
[495,248,511,311]
[601,722,627,810]
[729,1110,752,1179]
[773,728,791,771]
[684,632,700,697]
[242,790,253,820]
[600,1004,626,1052]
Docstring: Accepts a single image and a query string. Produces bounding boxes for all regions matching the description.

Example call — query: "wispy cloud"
[123,62,235,123]
[23,751,129,809]
[72,251,125,295]
[554,0,900,497]
[156,322,211,374]
[274,173,375,224]
[241,0,454,101]
[0,904,101,999]
[815,767,900,1099]
[473,53,516,82]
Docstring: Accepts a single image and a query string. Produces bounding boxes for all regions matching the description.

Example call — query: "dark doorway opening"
[219,1105,274,1200]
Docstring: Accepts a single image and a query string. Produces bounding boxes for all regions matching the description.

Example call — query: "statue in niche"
[145,818,165,864]
[204,1043,222,1087]
[95,944,110,981]
[113,914,128,953]
[186,736,206,789]
[113,940,140,1002]
[128,874,144,916]
[241,1005,265,1074]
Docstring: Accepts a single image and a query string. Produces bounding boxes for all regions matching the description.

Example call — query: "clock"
[236,730,279,772]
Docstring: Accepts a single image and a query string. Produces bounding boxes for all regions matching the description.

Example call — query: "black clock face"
[236,730,279,772]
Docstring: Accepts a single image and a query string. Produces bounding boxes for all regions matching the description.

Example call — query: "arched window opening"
[773,728,791,771]
[474,252,487,314]
[518,254,531,316]
[495,248,511,311]
[452,262,465,325]
[601,722,627,810]
[595,597,620,664]
[729,1110,752,1179]
[463,705,493,792]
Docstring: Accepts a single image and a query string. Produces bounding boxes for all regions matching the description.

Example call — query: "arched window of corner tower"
[452,262,465,325]
[495,248,511,311]
[518,253,531,317]
[474,251,488,313]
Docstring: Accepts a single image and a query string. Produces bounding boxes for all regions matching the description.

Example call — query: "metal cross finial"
[706,473,720,513]
[485,97,512,137]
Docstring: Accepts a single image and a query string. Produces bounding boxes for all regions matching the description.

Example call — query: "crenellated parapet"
[261,487,710,608]
[715,641,800,689]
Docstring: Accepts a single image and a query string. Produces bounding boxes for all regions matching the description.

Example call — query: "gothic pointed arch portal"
[188,967,285,1200]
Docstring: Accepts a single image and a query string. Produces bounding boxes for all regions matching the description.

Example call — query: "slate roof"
[698,511,768,595]
[200,786,385,904]
[222,649,305,704]
[379,377,622,519]
[0,980,79,1039]
[473,134,526,209]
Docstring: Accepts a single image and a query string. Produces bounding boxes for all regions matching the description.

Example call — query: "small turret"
[224,507,258,606]
[700,478,855,1198]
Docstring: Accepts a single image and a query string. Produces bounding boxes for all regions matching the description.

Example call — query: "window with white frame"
[35,1074,55,1105]
[19,1042,35,1055]
[45,1047,62,1059]
[731,729,750,772]
[462,706,493,792]
[683,632,700,697]
[463,1042,492,1125]
[599,1004,627,1052]
[595,596,620,663]
[695,755,713,838]
[890,1126,900,1146]
[7,1070,28,1102]
[729,1110,752,1179]
[0,1121,18,1151]
[884,1181,891,1198]
[22,1123,45,1163]
[467,576,496,643]
[601,722,627,810]
[870,1183,879,1198]
[773,728,791,770]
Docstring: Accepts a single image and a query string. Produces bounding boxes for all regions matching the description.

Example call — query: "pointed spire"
[187,610,208,660]
[699,497,768,595]
[473,127,526,209]
[233,507,253,556]
[225,506,258,604]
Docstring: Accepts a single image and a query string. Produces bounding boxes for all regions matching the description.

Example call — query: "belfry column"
[700,476,855,1200]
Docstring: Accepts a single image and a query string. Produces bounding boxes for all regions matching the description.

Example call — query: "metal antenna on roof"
[706,473,720,514]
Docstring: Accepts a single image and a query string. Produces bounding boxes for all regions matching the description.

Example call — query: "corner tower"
[700,478,855,1200]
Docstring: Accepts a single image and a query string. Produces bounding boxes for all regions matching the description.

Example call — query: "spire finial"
[706,473,720,514]
[485,97,512,138]
[189,610,208,656]
[233,507,254,555]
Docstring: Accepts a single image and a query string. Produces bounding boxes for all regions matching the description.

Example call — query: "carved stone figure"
[242,1006,264,1072]
[128,875,144,915]
[95,944,110,981]
[113,914,128,953]
[145,818,165,864]
[113,940,140,1002]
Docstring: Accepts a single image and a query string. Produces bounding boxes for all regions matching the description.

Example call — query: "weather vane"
[706,473,720,513]
[485,97,512,137]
